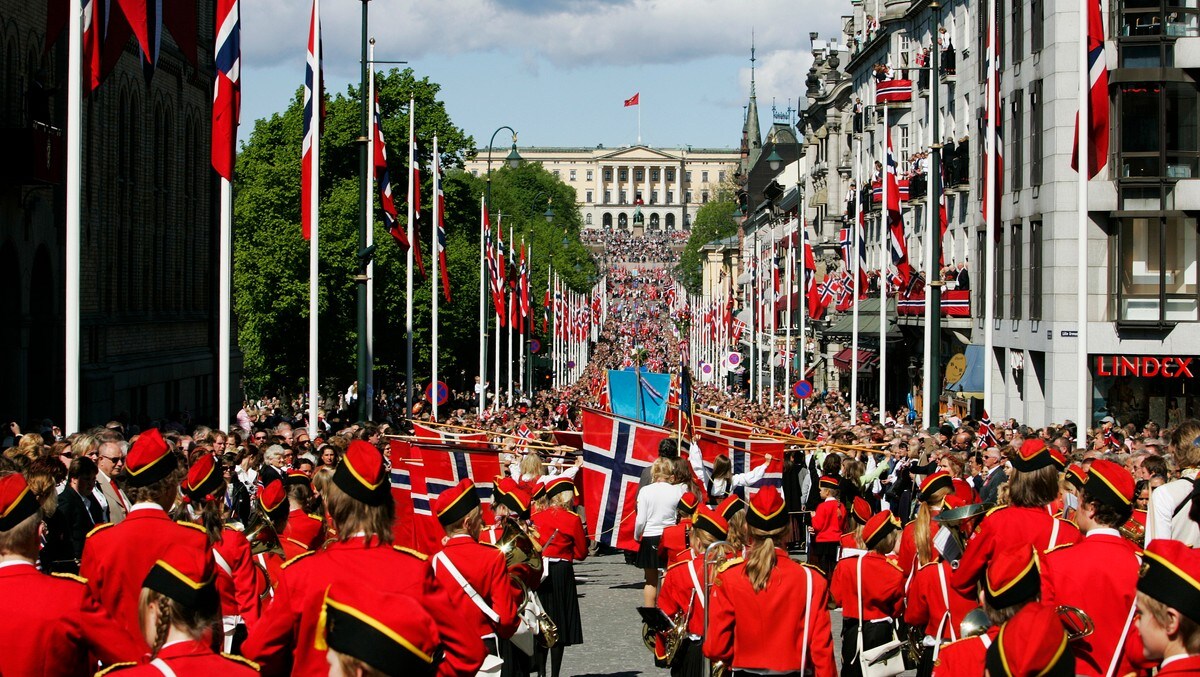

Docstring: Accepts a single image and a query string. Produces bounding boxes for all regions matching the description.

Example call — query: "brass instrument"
[641,606,689,666]
[494,517,543,578]
[1057,605,1095,641]
[534,590,559,648]
[245,513,284,557]
[1119,517,1146,547]
[960,608,991,638]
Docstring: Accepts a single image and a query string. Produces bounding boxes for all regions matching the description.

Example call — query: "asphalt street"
[558,552,917,677]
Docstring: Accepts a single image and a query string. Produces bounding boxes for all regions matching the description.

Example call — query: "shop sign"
[1094,355,1195,378]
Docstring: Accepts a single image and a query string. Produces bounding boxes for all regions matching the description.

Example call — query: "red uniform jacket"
[658,550,707,636]
[704,550,837,676]
[811,499,846,544]
[897,514,943,580]
[213,527,260,628]
[658,518,692,565]
[280,509,325,551]
[838,532,863,551]
[0,561,141,674]
[904,560,977,640]
[531,506,588,561]
[829,553,904,620]
[241,536,485,677]
[103,639,259,676]
[79,504,209,652]
[1156,655,1200,675]
[1041,530,1151,676]
[480,522,541,591]
[931,626,999,677]
[256,537,308,593]
[433,534,520,640]
[951,505,1082,595]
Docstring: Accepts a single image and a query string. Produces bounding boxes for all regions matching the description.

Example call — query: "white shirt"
[635,482,685,540]
[1146,468,1200,547]
[687,442,770,500]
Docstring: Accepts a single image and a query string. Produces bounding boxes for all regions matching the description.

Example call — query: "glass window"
[553,170,560,178]
[620,190,627,204]
[604,190,611,204]
[686,171,693,182]
[702,191,709,203]
[1031,0,1044,50]
[702,171,709,182]
[996,225,1006,320]
[719,171,726,182]
[619,169,628,181]
[650,190,658,203]
[667,191,674,204]
[1013,0,1025,62]
[635,168,644,181]
[1116,216,1199,321]
[1012,221,1023,319]
[666,168,675,181]
[604,168,612,181]
[1120,82,1199,178]
[587,169,594,181]
[586,190,593,203]
[569,169,576,181]
[686,190,692,203]
[1030,220,1043,319]
[1030,82,1044,186]
[1012,91,1023,191]
[651,168,660,181]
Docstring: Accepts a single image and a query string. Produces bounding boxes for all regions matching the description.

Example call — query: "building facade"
[0,1,232,428]
[464,145,739,231]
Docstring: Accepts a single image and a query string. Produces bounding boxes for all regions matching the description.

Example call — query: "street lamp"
[544,199,555,223]
[481,126,520,415]
[485,126,522,211]
[505,143,522,169]
[766,148,783,171]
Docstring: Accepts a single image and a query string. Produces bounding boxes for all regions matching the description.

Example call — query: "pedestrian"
[634,457,685,606]
[808,475,846,576]
[279,469,326,550]
[1145,419,1200,546]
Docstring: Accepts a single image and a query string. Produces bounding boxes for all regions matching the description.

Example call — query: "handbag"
[511,588,547,656]
[856,554,905,677]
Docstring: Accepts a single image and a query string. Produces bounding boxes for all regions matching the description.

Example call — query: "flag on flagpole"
[519,244,531,331]
[542,289,551,333]
[982,17,1003,216]
[211,0,240,180]
[886,129,911,291]
[1071,0,1109,178]
[300,0,320,240]
[434,156,451,302]
[582,408,671,550]
[372,94,409,250]
[409,142,427,277]
[624,92,640,107]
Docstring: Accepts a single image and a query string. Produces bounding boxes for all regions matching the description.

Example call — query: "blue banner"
[607,369,671,426]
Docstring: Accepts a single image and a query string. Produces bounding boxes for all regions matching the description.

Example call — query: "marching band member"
[98,544,260,675]
[952,440,1082,595]
[250,479,304,591]
[829,510,904,677]
[318,583,444,677]
[837,496,874,559]
[808,475,845,576]
[530,475,587,677]
[897,471,953,579]
[1040,459,1150,676]
[241,440,485,676]
[686,439,773,505]
[656,506,731,677]
[705,486,837,676]
[635,457,685,606]
[658,491,700,565]
[485,478,540,677]
[717,495,748,553]
[984,602,1076,676]
[1136,539,1200,674]
[279,469,325,551]
[431,478,520,676]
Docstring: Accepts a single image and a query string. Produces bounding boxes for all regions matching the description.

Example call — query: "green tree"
[675,199,738,295]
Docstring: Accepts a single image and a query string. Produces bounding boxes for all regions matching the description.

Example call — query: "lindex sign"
[1094,355,1196,379]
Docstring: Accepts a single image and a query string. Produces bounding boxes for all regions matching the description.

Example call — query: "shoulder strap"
[1048,517,1061,551]
[1171,477,1197,519]
[432,551,501,624]
[801,564,813,674]
[1105,553,1143,677]
[687,558,706,609]
[855,553,866,659]
[211,547,233,577]
[149,658,179,677]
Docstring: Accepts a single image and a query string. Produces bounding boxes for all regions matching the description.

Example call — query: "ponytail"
[914,486,951,566]
[745,526,788,592]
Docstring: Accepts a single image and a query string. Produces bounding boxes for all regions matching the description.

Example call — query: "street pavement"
[559,551,917,677]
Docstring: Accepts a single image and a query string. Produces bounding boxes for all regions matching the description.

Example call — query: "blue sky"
[240,0,841,151]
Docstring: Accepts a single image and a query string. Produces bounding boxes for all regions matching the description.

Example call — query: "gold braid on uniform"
[150,594,173,659]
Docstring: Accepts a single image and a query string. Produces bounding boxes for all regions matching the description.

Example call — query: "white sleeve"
[1146,482,1178,545]
[688,441,710,483]
[555,464,580,481]
[731,460,770,489]
[635,487,649,540]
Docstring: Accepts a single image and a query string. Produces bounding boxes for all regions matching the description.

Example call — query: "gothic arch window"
[585,213,592,225]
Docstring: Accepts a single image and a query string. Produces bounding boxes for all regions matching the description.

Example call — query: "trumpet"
[958,605,1094,641]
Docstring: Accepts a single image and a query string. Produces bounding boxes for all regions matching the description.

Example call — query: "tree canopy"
[675,199,739,296]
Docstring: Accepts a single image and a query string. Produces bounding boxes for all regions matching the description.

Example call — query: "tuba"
[494,517,543,579]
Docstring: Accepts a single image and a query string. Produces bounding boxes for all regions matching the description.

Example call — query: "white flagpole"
[851,117,862,422]
[507,225,514,405]
[493,220,501,409]
[65,0,83,432]
[365,39,375,421]
[520,242,528,396]
[922,79,935,431]
[786,222,794,417]
[770,224,777,407]
[1076,0,1090,436]
[308,0,321,437]
[431,135,440,420]
[879,105,889,421]
[218,177,232,431]
[478,198,487,414]
[984,0,997,418]
[406,96,415,417]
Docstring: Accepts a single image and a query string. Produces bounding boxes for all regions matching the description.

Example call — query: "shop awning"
[833,347,879,373]
[946,344,986,399]
[822,297,903,339]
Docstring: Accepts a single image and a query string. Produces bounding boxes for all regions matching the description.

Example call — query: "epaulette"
[1045,541,1075,554]
[86,522,115,539]
[666,558,691,572]
[393,545,429,561]
[179,521,208,534]
[801,562,826,576]
[283,537,309,550]
[51,572,87,584]
[938,634,984,652]
[916,560,942,571]
[984,504,1007,517]
[478,541,500,550]
[304,513,323,522]
[716,556,744,574]
[280,550,316,569]
[221,653,261,671]
[885,558,903,572]
[95,662,138,676]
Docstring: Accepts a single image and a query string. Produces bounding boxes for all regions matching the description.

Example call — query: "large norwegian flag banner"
[693,410,756,438]
[411,423,498,524]
[694,432,785,501]
[582,408,671,551]
[387,439,443,554]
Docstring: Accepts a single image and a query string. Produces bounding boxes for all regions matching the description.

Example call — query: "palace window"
[586,190,594,203]
[666,168,676,181]
[604,190,611,204]
[702,171,709,182]
[635,168,644,181]
[587,169,594,181]
[651,168,660,181]
[604,168,612,181]
[569,169,577,181]
[651,190,658,204]
[619,168,628,181]
[620,190,627,204]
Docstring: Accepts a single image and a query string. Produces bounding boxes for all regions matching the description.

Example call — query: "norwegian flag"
[542,289,551,333]
[300,0,320,241]
[211,0,240,180]
[484,210,506,325]
[886,129,911,290]
[412,423,498,524]
[835,272,853,312]
[516,423,534,449]
[70,0,131,91]
[665,286,677,309]
[856,211,869,299]
[803,227,826,319]
[433,152,451,302]
[387,439,442,555]
[507,235,519,329]
[373,95,409,250]
[982,11,1003,217]
[887,268,904,294]
[518,245,530,330]
[695,432,785,501]
[818,275,835,308]
[693,410,756,438]
[553,288,564,338]
[582,409,672,550]
[140,0,198,82]
[978,412,1000,449]
[1072,0,1110,178]
[409,139,427,277]
[838,226,852,267]
[1104,429,1121,451]
[730,318,747,347]
[592,295,603,324]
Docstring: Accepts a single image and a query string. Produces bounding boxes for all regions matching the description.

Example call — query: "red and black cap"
[542,476,576,501]
[919,471,954,503]
[746,486,788,532]
[1083,459,1135,519]
[1012,439,1054,473]
[181,453,223,503]
[677,491,700,516]
[123,428,177,488]
[285,469,312,487]
[143,543,219,615]
[317,583,442,677]
[1138,539,1200,623]
[258,479,289,524]
[1047,446,1068,471]
[333,441,389,506]
[493,478,531,519]
[1064,464,1087,491]
[717,494,745,521]
[0,473,40,531]
[692,506,729,541]
[985,546,1041,610]
[434,479,480,526]
[818,475,839,492]
[850,496,873,526]
[985,603,1073,677]
[862,510,901,550]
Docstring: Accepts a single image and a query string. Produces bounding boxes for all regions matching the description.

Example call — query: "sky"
[239,0,845,152]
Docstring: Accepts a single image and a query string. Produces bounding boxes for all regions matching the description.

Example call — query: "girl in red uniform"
[1136,540,1200,675]
[705,486,837,677]
[830,511,904,677]
[896,471,953,579]
[530,476,587,677]
[657,507,731,677]
[838,496,874,558]
[808,476,845,576]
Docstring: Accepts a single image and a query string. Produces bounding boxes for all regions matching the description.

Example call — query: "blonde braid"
[150,594,173,659]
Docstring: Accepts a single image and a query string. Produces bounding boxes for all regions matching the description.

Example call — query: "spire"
[745,36,763,170]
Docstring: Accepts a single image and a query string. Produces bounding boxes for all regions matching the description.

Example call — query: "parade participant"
[80,428,210,651]
[250,479,304,590]
[657,506,731,677]
[704,486,836,676]
[431,478,519,676]
[99,544,260,675]
[1041,459,1150,676]
[1145,419,1200,546]
[279,469,325,550]
[0,470,142,674]
[838,496,874,558]
[318,583,444,677]
[241,440,486,676]
[529,475,587,677]
[178,451,261,652]
[483,478,539,677]
[717,494,748,552]
[932,545,1042,677]
[1135,539,1200,673]
[1059,463,1087,521]
[808,475,845,576]
[952,440,1082,594]
[687,440,773,504]
[658,491,700,565]
[897,471,954,578]
[829,510,904,677]
[984,602,1076,677]
[634,457,685,606]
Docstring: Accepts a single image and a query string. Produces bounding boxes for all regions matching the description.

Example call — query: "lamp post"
[478,127,521,414]
[356,0,372,422]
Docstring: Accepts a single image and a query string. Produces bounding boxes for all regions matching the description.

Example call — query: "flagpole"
[507,224,514,406]
[519,242,528,396]
[983,0,997,419]
[922,49,935,432]
[879,104,889,420]
[478,197,487,415]
[431,135,440,421]
[493,222,501,409]
[851,122,862,423]
[638,97,642,146]
[770,223,777,407]
[1076,0,1090,438]
[308,0,322,437]
[406,96,416,418]
[365,38,376,421]
[65,0,82,432]
[785,223,793,417]
[218,177,232,431]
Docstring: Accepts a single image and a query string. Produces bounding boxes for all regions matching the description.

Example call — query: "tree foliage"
[675,199,739,296]
[233,68,595,398]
